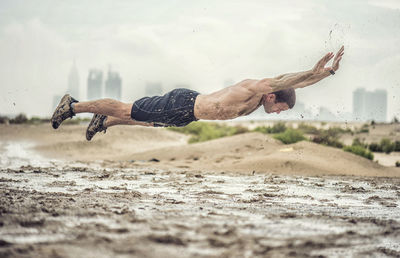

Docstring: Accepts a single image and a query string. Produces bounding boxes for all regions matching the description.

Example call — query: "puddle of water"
[0,141,57,168]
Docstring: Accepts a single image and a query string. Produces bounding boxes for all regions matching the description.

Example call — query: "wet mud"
[1,162,400,257]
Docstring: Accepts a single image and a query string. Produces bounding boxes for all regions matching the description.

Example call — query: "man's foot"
[86,114,107,141]
[51,94,79,129]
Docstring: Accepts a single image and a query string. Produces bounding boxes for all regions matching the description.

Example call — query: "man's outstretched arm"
[252,46,344,93]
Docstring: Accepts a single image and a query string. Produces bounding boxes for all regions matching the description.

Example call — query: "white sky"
[0,0,399,120]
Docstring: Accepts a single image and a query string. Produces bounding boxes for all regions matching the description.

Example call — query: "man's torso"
[194,80,264,120]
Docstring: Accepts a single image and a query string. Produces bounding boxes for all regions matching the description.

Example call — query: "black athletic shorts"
[131,88,200,127]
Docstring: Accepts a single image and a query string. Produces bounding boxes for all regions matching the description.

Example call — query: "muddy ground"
[1,161,400,257]
[1,126,400,257]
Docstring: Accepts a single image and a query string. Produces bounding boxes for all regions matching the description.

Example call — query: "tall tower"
[87,69,103,100]
[353,88,366,121]
[353,88,387,122]
[105,69,122,100]
[372,89,387,122]
[67,60,80,99]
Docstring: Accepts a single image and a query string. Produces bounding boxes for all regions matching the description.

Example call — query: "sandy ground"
[1,123,400,257]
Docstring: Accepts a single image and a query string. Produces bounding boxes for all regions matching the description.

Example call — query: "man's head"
[262,89,296,114]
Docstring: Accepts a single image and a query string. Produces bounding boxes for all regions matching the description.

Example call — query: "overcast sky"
[0,0,399,120]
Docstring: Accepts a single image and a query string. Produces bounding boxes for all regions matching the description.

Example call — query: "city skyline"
[1,1,399,120]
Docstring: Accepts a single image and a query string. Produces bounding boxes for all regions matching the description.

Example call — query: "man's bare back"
[194,80,264,120]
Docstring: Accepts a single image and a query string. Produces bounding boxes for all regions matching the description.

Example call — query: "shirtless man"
[51,46,344,141]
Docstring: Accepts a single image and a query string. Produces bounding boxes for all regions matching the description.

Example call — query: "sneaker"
[51,94,79,129]
[86,114,107,141]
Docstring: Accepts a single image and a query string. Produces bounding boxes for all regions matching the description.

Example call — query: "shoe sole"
[51,94,77,129]
[86,114,101,141]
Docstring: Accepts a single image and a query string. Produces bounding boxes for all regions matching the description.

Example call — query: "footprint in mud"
[18,218,45,227]
[341,185,369,193]
[364,195,398,207]
[46,180,77,187]
[199,190,224,195]
[207,237,235,247]
[0,177,21,183]
[147,234,187,246]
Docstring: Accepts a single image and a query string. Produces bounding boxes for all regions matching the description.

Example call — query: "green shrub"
[396,161,400,167]
[352,138,367,148]
[273,128,305,144]
[311,127,345,148]
[0,116,9,124]
[253,126,270,134]
[327,127,352,135]
[380,138,395,154]
[168,122,248,143]
[10,113,28,124]
[312,136,343,148]
[343,145,374,160]
[357,124,369,133]
[27,116,43,124]
[253,122,287,134]
[394,141,400,152]
[368,142,383,152]
[297,123,320,134]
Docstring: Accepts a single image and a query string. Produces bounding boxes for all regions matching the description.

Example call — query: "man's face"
[262,94,290,114]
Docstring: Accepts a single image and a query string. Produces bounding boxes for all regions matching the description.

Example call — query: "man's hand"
[312,45,344,74]
[332,45,344,71]
[258,46,345,93]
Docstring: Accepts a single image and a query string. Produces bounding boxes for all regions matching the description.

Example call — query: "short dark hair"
[272,89,296,108]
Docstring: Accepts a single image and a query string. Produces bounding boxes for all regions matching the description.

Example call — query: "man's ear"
[266,93,276,103]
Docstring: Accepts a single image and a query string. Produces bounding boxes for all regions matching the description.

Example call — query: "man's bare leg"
[73,99,133,120]
[104,116,154,128]
[86,115,154,141]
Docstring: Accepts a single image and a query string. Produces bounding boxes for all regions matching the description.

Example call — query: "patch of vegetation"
[0,114,58,124]
[380,138,395,154]
[352,138,368,148]
[311,127,346,148]
[368,142,382,152]
[356,123,369,134]
[343,145,374,160]
[297,123,320,134]
[10,113,28,124]
[396,161,400,167]
[0,115,9,124]
[368,139,400,154]
[394,141,400,151]
[273,128,306,144]
[253,122,287,134]
[168,122,249,143]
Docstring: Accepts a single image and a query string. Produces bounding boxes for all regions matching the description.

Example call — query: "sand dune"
[1,124,399,177]
[129,132,399,177]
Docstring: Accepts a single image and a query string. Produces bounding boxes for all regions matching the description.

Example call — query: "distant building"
[87,69,103,100]
[105,70,122,100]
[145,82,163,96]
[67,61,80,99]
[317,106,337,121]
[353,88,387,122]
